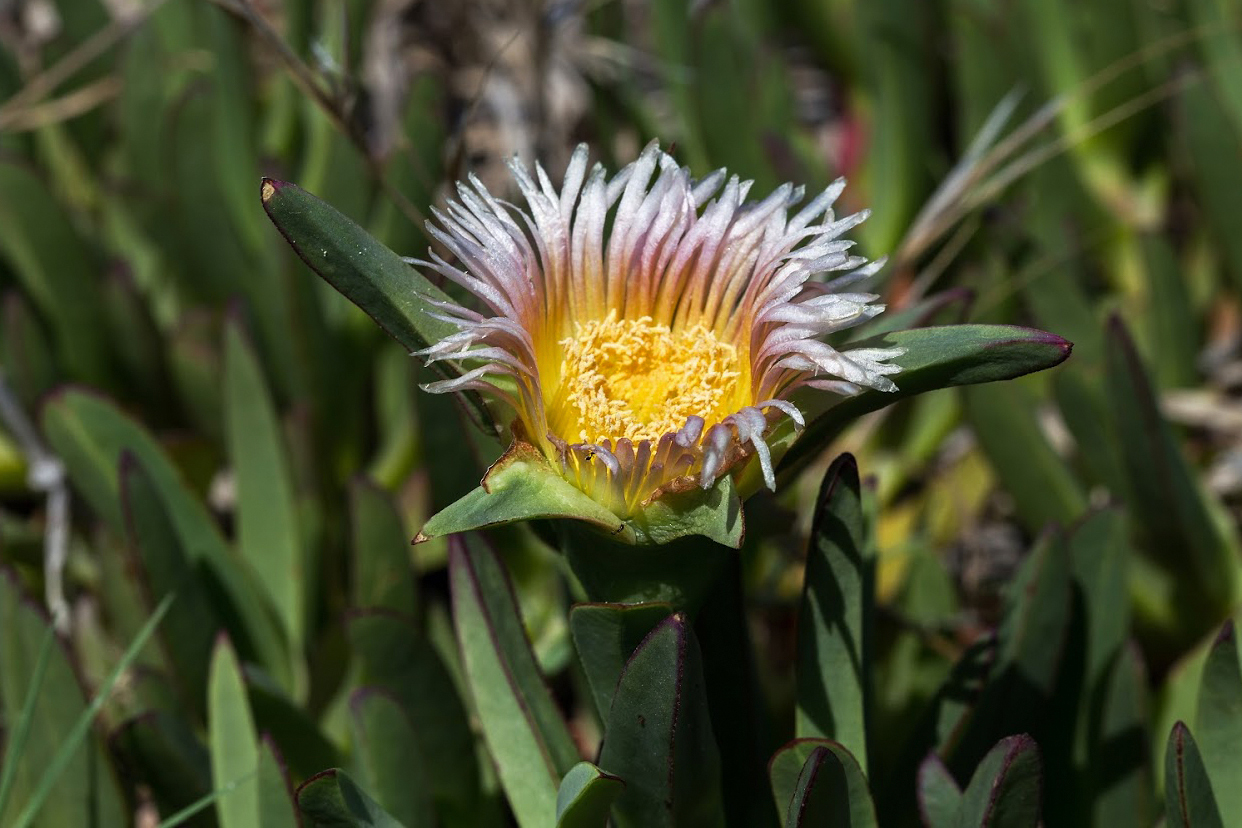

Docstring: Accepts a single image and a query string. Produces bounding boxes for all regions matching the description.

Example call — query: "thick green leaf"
[449,537,579,828]
[556,762,625,828]
[247,677,341,784]
[347,611,477,811]
[1105,317,1238,640]
[848,289,973,343]
[916,753,961,828]
[259,178,457,357]
[1088,644,1153,826]
[257,737,299,828]
[598,614,723,828]
[941,534,1071,774]
[225,319,307,654]
[1,291,57,408]
[957,735,1042,828]
[1194,619,1242,825]
[349,689,435,828]
[208,637,260,828]
[102,270,174,415]
[796,454,872,770]
[296,769,404,828]
[1132,232,1199,389]
[694,555,774,828]
[569,602,673,720]
[41,389,292,691]
[349,477,417,616]
[120,453,220,713]
[112,712,212,824]
[962,381,1085,531]
[1165,722,1225,828]
[0,160,110,386]
[0,573,127,828]
[777,325,1072,480]
[856,0,937,253]
[1067,509,1131,697]
[768,739,837,825]
[1188,0,1242,137]
[1179,80,1242,291]
[783,742,877,828]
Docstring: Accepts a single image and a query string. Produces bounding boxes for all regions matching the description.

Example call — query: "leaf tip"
[260,178,282,204]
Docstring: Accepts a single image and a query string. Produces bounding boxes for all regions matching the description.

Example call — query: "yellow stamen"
[551,311,743,444]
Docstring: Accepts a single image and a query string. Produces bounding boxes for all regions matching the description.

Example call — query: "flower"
[412,143,902,522]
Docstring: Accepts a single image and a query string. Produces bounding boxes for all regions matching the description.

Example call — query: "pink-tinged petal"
[410,141,897,520]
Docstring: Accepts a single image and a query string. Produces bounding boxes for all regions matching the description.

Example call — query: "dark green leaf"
[1194,620,1242,825]
[598,614,723,828]
[258,178,464,374]
[0,572,127,827]
[569,602,673,720]
[556,762,625,828]
[1,291,57,408]
[849,288,973,341]
[247,676,341,784]
[1105,317,1237,635]
[112,712,212,825]
[561,524,732,610]
[257,737,299,828]
[1178,79,1242,292]
[449,537,578,828]
[777,325,1072,480]
[962,381,1085,531]
[957,735,1042,828]
[42,389,292,692]
[120,453,220,713]
[941,534,1071,774]
[796,454,872,769]
[768,739,833,825]
[0,160,110,386]
[349,477,417,616]
[349,689,435,828]
[297,769,404,828]
[1067,509,1131,694]
[347,611,477,811]
[783,742,877,828]
[1088,644,1152,826]
[1165,722,1225,828]
[916,753,960,828]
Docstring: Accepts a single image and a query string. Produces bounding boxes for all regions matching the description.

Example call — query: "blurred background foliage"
[2,0,1242,824]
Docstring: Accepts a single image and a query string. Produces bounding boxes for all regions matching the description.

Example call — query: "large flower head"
[414,144,901,522]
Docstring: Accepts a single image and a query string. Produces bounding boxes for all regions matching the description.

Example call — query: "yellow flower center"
[551,312,743,444]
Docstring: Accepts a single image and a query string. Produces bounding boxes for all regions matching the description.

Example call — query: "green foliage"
[4,0,1242,826]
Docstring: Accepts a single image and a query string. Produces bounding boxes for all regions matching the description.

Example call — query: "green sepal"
[417,442,744,548]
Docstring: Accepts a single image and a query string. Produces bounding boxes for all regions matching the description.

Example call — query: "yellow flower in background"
[413,144,901,519]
